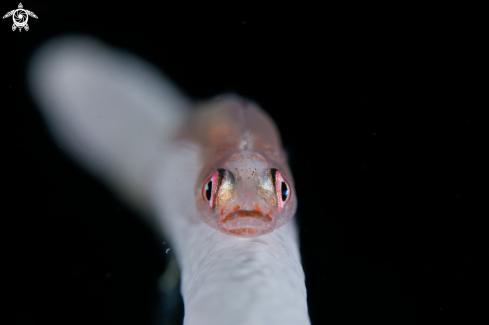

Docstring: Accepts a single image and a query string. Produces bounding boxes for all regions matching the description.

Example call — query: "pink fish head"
[196,151,297,238]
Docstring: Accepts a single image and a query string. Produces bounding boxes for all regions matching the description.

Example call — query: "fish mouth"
[219,210,275,238]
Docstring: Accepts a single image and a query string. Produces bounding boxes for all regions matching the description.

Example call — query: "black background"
[2,1,487,325]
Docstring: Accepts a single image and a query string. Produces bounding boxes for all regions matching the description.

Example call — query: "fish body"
[176,95,297,237]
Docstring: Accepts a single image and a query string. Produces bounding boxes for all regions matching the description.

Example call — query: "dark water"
[2,2,485,324]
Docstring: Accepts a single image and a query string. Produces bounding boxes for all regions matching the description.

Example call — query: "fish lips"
[219,210,276,237]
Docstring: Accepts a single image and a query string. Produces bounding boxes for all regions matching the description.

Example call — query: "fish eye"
[202,170,220,209]
[270,168,291,211]
[205,181,212,201]
[202,168,236,209]
[281,181,289,201]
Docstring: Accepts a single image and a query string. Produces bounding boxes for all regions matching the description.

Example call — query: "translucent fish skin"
[176,94,297,238]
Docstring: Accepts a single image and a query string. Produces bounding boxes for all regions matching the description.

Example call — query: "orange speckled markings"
[220,210,275,237]
[226,228,258,236]
[221,210,273,222]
